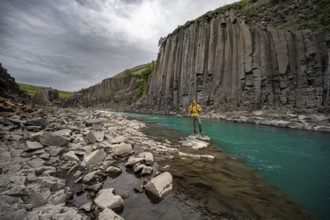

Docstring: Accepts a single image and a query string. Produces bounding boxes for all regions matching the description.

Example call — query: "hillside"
[68,62,155,108]
[19,83,74,99]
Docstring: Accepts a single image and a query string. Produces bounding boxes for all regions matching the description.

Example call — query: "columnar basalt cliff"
[73,64,147,108]
[145,9,330,114]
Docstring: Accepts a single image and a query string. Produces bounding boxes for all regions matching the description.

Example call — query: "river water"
[115,112,330,220]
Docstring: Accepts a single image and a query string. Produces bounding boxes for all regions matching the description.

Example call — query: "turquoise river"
[115,112,330,220]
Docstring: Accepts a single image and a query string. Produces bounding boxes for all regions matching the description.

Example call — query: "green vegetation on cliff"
[135,61,155,98]
[19,83,74,99]
[166,0,329,41]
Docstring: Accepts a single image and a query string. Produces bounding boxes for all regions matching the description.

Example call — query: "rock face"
[72,64,147,108]
[0,63,27,100]
[145,9,330,114]
[33,88,59,106]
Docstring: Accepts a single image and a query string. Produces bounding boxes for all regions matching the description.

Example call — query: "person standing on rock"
[188,99,203,135]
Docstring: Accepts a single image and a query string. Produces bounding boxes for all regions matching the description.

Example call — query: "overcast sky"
[0,0,238,91]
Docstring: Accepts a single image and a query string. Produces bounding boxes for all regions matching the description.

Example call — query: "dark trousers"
[193,116,202,133]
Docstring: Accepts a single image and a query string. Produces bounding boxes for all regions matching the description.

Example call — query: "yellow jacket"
[188,103,201,117]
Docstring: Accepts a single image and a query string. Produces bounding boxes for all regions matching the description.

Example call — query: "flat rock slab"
[39,132,68,147]
[181,135,210,150]
[52,129,72,137]
[85,118,101,127]
[25,141,44,151]
[144,172,173,199]
[63,151,80,162]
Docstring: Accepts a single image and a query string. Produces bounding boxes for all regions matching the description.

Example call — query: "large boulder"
[39,132,68,147]
[144,172,173,199]
[94,188,124,210]
[111,143,132,156]
[98,208,124,220]
[82,150,106,167]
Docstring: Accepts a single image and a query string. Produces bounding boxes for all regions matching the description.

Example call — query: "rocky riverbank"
[0,106,317,219]
[0,107,217,220]
[128,106,330,133]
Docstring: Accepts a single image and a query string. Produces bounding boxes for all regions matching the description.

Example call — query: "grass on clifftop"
[19,83,74,99]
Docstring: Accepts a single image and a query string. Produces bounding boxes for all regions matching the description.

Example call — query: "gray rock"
[27,158,45,168]
[180,137,210,150]
[112,136,126,144]
[49,146,64,156]
[112,143,132,156]
[134,179,144,193]
[80,202,93,212]
[125,156,144,167]
[85,131,104,144]
[82,150,106,167]
[35,166,56,176]
[144,172,173,199]
[94,188,124,210]
[39,132,68,147]
[83,182,103,192]
[137,152,154,165]
[26,141,43,151]
[63,151,80,162]
[133,164,153,175]
[106,166,122,175]
[85,131,97,144]
[0,209,27,220]
[83,171,100,183]
[38,176,65,191]
[24,118,47,128]
[26,204,87,220]
[85,118,101,127]
[98,208,125,220]
[52,129,72,137]
[47,189,68,205]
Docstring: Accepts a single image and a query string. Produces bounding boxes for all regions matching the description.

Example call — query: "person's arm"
[197,104,202,112]
[188,104,192,113]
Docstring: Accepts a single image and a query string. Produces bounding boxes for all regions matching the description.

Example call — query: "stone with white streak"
[82,150,106,167]
[144,172,173,199]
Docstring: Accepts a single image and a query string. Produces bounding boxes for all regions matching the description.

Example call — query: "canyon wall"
[145,10,330,113]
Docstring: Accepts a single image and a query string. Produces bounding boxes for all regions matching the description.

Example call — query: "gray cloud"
[0,0,238,91]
